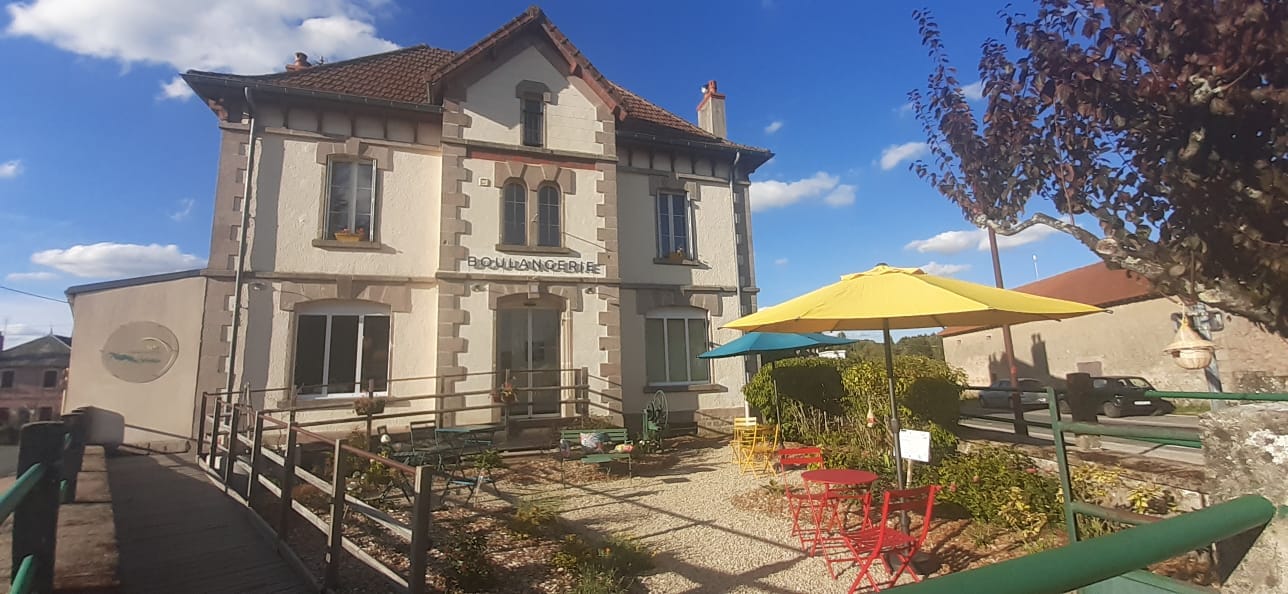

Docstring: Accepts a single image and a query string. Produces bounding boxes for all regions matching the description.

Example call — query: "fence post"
[408,465,433,594]
[324,439,347,589]
[13,422,65,592]
[222,403,241,487]
[277,414,298,539]
[196,393,209,459]
[59,411,86,503]
[206,398,222,469]
[246,413,265,503]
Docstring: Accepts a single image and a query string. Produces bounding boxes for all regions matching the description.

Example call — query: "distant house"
[0,334,71,428]
[941,263,1288,392]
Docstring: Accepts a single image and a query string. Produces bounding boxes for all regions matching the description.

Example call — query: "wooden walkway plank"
[107,453,311,593]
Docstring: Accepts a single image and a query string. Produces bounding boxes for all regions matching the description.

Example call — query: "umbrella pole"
[771,360,782,446]
[884,321,905,489]
[884,321,911,534]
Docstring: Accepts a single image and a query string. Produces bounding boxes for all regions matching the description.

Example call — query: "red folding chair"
[822,484,940,593]
[776,447,827,542]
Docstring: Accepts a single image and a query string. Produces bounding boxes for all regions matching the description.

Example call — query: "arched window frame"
[501,181,528,247]
[536,183,562,248]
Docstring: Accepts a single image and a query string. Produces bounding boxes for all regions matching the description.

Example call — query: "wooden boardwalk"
[108,453,310,593]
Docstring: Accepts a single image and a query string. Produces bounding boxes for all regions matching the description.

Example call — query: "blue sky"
[0,0,1101,345]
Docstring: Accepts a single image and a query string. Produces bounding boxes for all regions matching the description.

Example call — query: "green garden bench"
[557,428,633,478]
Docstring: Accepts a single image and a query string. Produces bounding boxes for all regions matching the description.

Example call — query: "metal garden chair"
[822,484,940,593]
[730,417,759,465]
[776,447,828,542]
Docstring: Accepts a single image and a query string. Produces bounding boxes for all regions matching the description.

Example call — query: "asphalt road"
[959,402,1205,466]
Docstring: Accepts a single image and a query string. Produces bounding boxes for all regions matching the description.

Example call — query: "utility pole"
[988,228,1028,437]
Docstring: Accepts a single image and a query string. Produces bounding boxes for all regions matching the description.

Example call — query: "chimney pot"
[286,52,312,72]
[697,79,727,139]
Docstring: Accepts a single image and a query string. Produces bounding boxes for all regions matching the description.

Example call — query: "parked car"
[979,378,1050,409]
[1088,376,1175,417]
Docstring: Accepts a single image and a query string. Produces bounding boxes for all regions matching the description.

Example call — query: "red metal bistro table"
[800,469,879,555]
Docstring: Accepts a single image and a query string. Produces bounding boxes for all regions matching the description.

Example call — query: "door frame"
[495,294,565,419]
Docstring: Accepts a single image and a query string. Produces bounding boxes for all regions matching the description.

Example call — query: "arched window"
[644,307,710,386]
[502,182,527,246]
[537,185,561,247]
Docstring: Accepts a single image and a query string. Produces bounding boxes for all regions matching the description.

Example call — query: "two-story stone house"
[64,7,770,446]
[0,334,70,433]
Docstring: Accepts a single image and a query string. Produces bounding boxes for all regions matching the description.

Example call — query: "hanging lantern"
[1163,316,1217,370]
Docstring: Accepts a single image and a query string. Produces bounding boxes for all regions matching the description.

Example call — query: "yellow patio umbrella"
[725,264,1104,487]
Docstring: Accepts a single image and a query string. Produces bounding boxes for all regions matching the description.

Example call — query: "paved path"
[108,453,309,593]
[958,405,1204,465]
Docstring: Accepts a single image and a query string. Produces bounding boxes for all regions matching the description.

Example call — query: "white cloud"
[31,242,204,278]
[905,226,1059,255]
[0,159,22,178]
[764,120,784,134]
[896,102,914,116]
[750,172,857,211]
[170,197,196,221]
[879,142,928,171]
[5,271,58,282]
[823,184,857,207]
[159,76,194,100]
[774,258,789,266]
[919,262,970,276]
[5,0,400,101]
[961,80,985,101]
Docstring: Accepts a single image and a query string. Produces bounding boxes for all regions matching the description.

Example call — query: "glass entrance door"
[497,305,562,418]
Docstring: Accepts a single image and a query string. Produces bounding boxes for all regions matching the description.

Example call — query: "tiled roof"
[0,334,72,368]
[190,45,455,104]
[940,262,1156,337]
[185,9,768,155]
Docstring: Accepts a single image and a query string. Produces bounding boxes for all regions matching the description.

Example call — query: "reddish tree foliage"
[911,0,1288,336]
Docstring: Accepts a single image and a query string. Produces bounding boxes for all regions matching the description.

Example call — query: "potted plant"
[665,248,688,264]
[334,227,368,242]
[353,396,385,415]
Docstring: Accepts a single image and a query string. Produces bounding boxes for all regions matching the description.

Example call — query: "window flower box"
[353,397,386,415]
[333,228,367,243]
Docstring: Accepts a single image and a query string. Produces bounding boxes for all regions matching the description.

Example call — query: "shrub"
[442,532,494,592]
[569,565,630,594]
[933,446,1062,534]
[743,357,848,425]
[553,533,653,583]
[508,498,560,535]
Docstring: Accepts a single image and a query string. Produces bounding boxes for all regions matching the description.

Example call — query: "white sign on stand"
[899,429,931,463]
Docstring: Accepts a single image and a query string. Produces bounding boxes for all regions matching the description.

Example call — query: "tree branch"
[969,212,1101,250]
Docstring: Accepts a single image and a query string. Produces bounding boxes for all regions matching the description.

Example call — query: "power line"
[0,285,69,304]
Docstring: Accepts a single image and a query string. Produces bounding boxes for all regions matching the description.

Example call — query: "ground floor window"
[37,407,53,421]
[644,307,710,385]
[293,302,390,397]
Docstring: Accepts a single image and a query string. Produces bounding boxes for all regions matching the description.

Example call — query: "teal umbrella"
[700,332,859,429]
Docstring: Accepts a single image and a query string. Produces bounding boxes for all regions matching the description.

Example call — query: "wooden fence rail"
[197,372,596,593]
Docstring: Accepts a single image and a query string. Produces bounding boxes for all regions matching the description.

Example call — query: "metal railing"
[0,411,90,593]
[906,384,1288,592]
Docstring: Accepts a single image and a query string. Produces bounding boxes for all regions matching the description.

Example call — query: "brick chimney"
[697,80,727,139]
[286,52,312,72]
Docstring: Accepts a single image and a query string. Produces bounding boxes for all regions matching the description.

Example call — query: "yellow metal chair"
[742,424,780,476]
[731,417,759,465]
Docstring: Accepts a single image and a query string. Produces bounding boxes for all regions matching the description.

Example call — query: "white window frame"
[656,192,696,259]
[294,302,391,400]
[324,158,378,242]
[645,307,711,386]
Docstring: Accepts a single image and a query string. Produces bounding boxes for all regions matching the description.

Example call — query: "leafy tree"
[910,1,1288,336]
[844,334,945,361]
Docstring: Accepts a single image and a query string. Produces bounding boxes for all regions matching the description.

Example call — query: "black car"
[1088,376,1175,417]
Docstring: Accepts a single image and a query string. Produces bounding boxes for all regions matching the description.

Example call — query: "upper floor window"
[645,307,710,386]
[293,302,390,398]
[521,96,544,147]
[501,182,563,249]
[502,182,527,246]
[537,185,561,247]
[325,159,377,242]
[656,192,695,259]
[0,370,12,389]
[42,370,58,389]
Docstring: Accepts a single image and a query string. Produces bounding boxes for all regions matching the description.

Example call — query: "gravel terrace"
[508,440,904,594]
